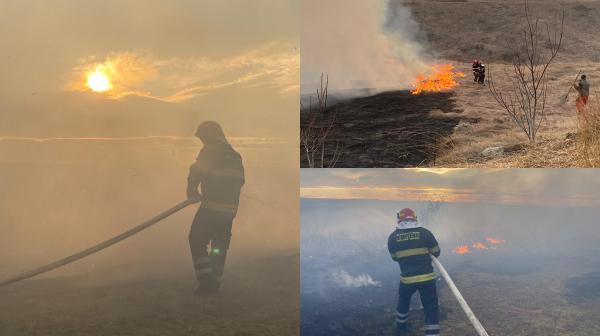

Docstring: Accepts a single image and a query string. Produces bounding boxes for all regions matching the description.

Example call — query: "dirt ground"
[0,254,299,336]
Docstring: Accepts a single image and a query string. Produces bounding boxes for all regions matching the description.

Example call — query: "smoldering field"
[0,139,299,336]
[301,199,600,335]
[301,0,600,168]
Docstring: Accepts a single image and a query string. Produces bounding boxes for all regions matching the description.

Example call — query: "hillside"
[301,0,600,168]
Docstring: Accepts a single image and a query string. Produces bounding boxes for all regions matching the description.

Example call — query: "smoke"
[331,270,381,288]
[301,0,431,94]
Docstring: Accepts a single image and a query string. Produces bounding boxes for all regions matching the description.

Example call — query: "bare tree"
[488,0,564,143]
[300,74,341,168]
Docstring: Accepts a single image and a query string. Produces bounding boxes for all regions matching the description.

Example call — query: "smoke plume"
[301,0,431,94]
[331,270,381,288]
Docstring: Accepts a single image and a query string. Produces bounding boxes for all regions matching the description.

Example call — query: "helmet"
[195,121,227,143]
[397,208,417,221]
[582,74,587,80]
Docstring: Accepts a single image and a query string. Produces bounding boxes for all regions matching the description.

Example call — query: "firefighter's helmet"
[397,208,417,222]
[195,121,227,143]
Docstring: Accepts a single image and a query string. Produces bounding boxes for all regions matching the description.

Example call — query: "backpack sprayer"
[0,199,199,288]
[431,255,490,336]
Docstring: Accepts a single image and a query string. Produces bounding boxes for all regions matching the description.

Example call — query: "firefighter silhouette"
[187,121,245,296]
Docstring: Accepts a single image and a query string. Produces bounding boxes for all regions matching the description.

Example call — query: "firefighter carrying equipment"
[187,123,245,293]
[472,60,486,84]
[575,75,590,112]
[388,219,441,336]
[0,199,199,288]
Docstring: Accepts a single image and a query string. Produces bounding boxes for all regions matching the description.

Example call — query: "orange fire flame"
[486,237,507,245]
[454,238,507,256]
[411,64,465,95]
[472,242,487,250]
[453,245,470,255]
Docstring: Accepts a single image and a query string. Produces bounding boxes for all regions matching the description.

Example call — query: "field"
[300,199,600,336]
[300,0,600,168]
[0,139,299,336]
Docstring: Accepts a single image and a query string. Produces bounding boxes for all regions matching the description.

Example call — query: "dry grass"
[576,95,600,167]
[432,62,600,168]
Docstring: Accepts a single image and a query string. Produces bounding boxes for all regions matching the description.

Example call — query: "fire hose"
[0,199,199,288]
[431,256,490,336]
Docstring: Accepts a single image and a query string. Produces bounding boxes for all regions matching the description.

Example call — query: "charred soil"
[300,91,466,168]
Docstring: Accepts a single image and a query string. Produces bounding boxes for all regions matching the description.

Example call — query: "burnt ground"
[301,253,600,336]
[0,254,299,336]
[302,0,600,168]
[300,91,469,168]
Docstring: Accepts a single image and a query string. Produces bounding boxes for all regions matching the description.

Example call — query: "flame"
[411,64,465,95]
[453,245,470,255]
[486,237,507,245]
[472,242,487,250]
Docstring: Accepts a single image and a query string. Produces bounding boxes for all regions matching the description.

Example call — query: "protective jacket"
[187,142,245,215]
[388,224,441,284]
[575,78,590,97]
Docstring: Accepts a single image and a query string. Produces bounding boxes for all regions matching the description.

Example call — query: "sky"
[301,168,600,208]
[0,0,299,138]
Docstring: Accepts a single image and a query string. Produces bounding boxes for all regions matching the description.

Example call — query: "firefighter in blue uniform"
[388,208,441,336]
[187,121,245,296]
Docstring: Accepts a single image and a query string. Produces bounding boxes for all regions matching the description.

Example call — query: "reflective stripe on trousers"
[395,311,409,325]
[425,324,440,336]
[194,257,212,279]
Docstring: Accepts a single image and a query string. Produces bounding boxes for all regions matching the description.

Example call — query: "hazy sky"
[301,169,600,207]
[0,0,299,137]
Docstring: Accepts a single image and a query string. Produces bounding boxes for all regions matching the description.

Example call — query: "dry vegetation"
[300,75,341,168]
[302,0,600,168]
[576,96,600,167]
[410,0,600,167]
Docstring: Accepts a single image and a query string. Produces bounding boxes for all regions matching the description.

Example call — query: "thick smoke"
[301,0,431,94]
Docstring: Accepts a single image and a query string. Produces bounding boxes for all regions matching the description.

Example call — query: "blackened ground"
[301,253,600,336]
[301,279,449,336]
[300,91,465,168]
[567,271,600,304]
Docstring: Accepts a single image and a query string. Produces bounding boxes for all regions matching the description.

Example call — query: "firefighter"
[477,62,486,85]
[388,208,441,336]
[187,121,245,296]
[574,74,590,113]
[472,59,480,83]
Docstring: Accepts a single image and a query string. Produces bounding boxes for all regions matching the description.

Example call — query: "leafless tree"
[488,0,564,143]
[300,74,341,168]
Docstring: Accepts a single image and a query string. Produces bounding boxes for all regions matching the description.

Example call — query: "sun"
[86,68,112,92]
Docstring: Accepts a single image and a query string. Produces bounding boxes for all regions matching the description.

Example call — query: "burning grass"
[411,64,465,95]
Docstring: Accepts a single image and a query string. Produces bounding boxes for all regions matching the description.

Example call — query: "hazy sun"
[86,68,111,92]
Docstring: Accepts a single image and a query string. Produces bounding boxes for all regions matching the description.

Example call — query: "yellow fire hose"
[431,256,490,336]
[0,199,199,288]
